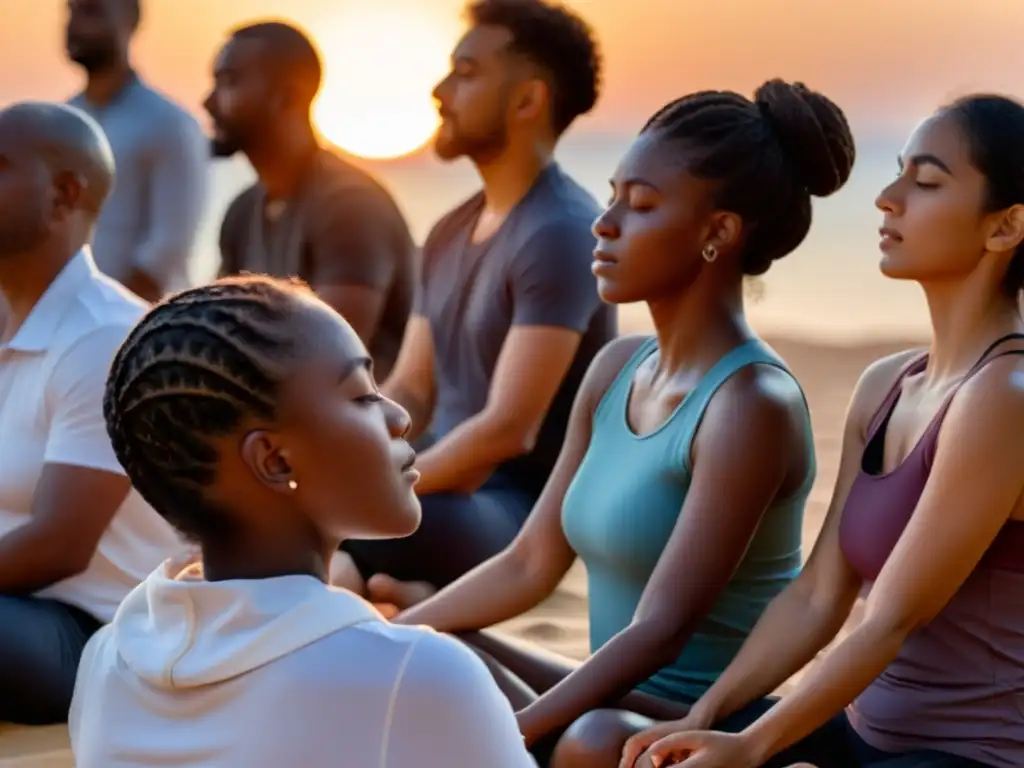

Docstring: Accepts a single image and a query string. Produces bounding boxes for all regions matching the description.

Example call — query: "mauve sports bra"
[839,333,1024,767]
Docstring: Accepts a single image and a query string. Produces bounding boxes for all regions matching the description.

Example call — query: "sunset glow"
[311,7,460,159]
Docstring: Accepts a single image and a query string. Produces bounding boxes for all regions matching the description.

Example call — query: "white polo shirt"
[0,250,183,622]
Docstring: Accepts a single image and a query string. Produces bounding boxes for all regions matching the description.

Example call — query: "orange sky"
[3,0,1023,138]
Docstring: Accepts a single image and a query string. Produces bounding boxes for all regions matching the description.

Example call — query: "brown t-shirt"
[218,149,415,379]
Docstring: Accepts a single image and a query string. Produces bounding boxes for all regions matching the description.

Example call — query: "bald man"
[205,21,415,380]
[66,0,207,301]
[0,102,182,724]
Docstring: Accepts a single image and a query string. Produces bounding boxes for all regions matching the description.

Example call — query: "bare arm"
[515,365,812,743]
[395,336,649,632]
[0,326,134,593]
[128,112,207,300]
[740,354,1024,764]
[412,326,584,495]
[411,219,604,495]
[381,316,436,443]
[683,351,920,728]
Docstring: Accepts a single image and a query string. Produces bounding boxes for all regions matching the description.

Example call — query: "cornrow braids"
[104,275,312,542]
[641,79,856,276]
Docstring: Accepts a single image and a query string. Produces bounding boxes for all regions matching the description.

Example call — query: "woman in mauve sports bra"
[621,94,1024,768]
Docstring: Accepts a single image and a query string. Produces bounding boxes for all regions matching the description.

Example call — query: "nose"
[876,178,903,216]
[202,90,216,116]
[592,206,619,240]
[386,398,412,439]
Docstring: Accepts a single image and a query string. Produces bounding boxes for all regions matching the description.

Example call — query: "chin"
[433,137,463,162]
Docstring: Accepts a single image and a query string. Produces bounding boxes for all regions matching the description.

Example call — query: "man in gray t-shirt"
[342,0,615,606]
[66,0,207,301]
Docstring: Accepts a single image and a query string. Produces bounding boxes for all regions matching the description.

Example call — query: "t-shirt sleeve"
[383,632,536,767]
[43,324,132,475]
[306,185,402,291]
[510,218,602,331]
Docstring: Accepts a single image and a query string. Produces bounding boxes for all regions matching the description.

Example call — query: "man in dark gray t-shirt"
[342,0,615,607]
[206,21,415,379]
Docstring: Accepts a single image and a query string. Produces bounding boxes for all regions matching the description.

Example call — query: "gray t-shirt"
[417,164,616,494]
[220,149,416,379]
[68,74,208,293]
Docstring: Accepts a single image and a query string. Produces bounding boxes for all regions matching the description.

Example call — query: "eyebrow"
[609,177,660,192]
[898,153,953,175]
[339,355,372,383]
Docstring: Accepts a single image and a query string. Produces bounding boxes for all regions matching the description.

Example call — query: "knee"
[551,710,639,768]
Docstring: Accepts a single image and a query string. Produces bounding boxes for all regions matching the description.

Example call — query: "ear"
[240,429,296,494]
[986,203,1024,255]
[51,171,82,221]
[511,78,548,125]
[705,210,743,255]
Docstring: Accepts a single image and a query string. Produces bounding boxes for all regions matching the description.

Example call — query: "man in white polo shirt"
[0,102,182,724]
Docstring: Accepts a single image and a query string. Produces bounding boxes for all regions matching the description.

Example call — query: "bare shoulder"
[845,348,924,434]
[707,361,806,438]
[578,334,651,405]
[950,350,1024,422]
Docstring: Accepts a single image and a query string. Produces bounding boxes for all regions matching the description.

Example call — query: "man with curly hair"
[339,0,615,607]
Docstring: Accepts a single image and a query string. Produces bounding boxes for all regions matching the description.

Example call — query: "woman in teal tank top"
[393,78,855,766]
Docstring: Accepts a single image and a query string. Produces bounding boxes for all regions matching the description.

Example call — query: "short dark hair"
[642,79,856,276]
[229,20,323,106]
[944,94,1024,297]
[104,275,314,543]
[466,0,601,136]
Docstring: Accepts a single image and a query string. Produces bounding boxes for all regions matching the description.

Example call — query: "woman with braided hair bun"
[388,78,855,765]
[69,275,535,767]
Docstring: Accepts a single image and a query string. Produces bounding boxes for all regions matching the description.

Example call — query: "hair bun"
[754,79,855,198]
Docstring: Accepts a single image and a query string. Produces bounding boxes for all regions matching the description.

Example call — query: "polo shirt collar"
[5,249,96,353]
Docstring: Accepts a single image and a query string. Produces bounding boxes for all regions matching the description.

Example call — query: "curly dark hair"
[466,0,601,135]
[943,94,1024,297]
[641,79,856,276]
[103,275,313,543]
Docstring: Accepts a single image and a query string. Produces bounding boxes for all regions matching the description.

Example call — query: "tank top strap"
[866,351,930,439]
[592,336,659,427]
[678,339,796,474]
[917,333,1024,464]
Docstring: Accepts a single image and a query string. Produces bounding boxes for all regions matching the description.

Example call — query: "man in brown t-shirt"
[205,21,415,379]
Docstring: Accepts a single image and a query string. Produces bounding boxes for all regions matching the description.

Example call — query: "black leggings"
[0,595,101,724]
[343,476,535,587]
[718,698,992,767]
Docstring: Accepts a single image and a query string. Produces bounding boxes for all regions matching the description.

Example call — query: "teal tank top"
[561,337,814,703]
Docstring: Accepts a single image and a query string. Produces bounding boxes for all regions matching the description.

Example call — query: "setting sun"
[312,7,460,160]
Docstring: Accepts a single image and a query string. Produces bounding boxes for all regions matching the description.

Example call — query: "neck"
[200,525,334,583]
[921,271,1023,380]
[475,139,553,214]
[0,243,76,341]
[245,123,319,201]
[83,58,134,106]
[647,274,750,375]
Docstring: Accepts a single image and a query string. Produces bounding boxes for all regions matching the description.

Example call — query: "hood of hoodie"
[110,556,381,689]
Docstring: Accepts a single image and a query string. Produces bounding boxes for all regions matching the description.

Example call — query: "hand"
[619,712,709,768]
[636,730,758,768]
[515,711,542,749]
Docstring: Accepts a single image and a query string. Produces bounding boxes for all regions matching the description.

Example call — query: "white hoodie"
[69,558,535,767]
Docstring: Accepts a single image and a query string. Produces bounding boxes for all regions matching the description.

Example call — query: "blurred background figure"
[207,21,416,380]
[0,102,182,726]
[65,0,207,301]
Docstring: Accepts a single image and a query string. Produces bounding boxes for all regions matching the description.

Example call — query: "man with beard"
[0,102,183,724]
[339,0,616,608]
[65,0,207,302]
[206,22,416,381]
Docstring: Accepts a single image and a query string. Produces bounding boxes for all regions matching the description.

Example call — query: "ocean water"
[194,132,929,342]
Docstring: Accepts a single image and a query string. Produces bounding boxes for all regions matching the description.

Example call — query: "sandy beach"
[497,321,925,692]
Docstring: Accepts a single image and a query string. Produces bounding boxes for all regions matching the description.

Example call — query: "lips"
[879,226,903,243]
[400,451,416,473]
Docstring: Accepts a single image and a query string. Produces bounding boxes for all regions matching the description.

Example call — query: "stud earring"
[702,244,718,263]
[288,480,298,490]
